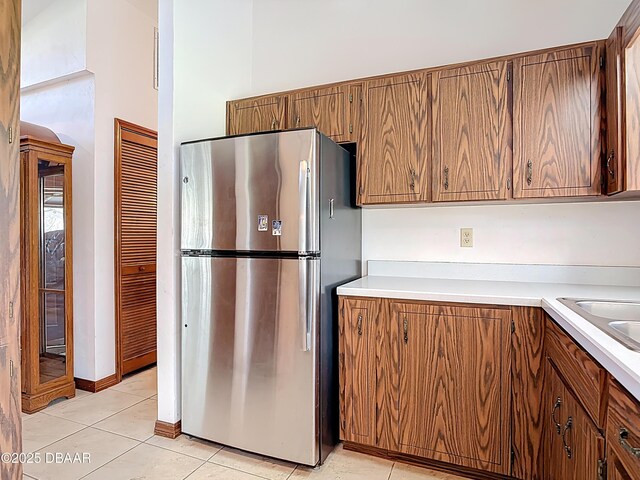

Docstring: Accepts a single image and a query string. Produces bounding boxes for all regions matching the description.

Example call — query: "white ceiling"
[22,0,57,24]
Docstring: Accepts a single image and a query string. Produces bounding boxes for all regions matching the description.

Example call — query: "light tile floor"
[21,366,465,480]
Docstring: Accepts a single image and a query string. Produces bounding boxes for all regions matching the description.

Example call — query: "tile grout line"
[76,438,143,480]
[140,438,222,463]
[387,462,395,480]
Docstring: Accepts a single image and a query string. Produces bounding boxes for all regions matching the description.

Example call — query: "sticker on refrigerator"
[257,215,268,232]
[272,220,282,236]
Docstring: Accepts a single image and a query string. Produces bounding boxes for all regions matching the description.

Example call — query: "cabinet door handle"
[526,160,533,186]
[561,416,573,459]
[409,169,416,192]
[403,317,408,344]
[607,150,616,179]
[551,397,562,434]
[271,118,277,130]
[296,116,301,127]
[443,166,449,190]
[620,428,640,458]
[357,314,363,336]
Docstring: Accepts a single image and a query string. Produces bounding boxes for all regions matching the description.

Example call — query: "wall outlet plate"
[460,228,473,247]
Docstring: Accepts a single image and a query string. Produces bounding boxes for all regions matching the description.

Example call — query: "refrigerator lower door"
[181,255,320,466]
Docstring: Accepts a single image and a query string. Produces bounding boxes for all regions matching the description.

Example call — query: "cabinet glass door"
[38,163,67,384]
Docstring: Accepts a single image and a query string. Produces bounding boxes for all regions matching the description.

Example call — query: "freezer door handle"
[298,259,317,352]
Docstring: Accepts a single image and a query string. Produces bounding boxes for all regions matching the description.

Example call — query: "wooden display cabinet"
[20,121,76,413]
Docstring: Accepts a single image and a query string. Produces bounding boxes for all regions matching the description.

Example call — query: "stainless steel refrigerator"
[180,128,361,466]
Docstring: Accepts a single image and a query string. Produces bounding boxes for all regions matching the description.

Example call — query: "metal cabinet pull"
[403,317,408,344]
[329,199,335,219]
[409,169,416,192]
[561,416,573,459]
[526,160,533,186]
[357,314,363,336]
[443,166,449,190]
[551,397,562,434]
[620,428,640,458]
[296,116,301,127]
[607,150,616,179]
[271,118,277,130]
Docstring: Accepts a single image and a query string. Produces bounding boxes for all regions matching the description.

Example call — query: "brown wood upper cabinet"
[513,43,604,198]
[288,84,361,143]
[227,95,287,136]
[431,61,512,201]
[606,27,625,195]
[621,14,640,192]
[359,73,430,205]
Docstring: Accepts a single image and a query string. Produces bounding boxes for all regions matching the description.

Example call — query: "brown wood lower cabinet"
[607,380,640,479]
[338,297,378,446]
[339,297,514,477]
[543,359,605,479]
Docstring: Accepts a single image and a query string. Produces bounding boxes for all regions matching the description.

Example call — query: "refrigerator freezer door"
[180,130,319,253]
[181,255,320,466]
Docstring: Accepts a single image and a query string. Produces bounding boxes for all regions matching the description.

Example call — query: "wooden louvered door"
[115,119,158,378]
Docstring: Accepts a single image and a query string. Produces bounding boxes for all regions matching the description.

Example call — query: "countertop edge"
[337,279,640,402]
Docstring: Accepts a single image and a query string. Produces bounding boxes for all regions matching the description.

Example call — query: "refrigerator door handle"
[298,259,315,352]
[299,159,310,252]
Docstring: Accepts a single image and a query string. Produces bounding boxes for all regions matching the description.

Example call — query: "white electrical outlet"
[460,228,473,247]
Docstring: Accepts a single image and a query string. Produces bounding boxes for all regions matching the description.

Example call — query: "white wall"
[21,0,158,381]
[250,0,631,94]
[86,0,159,380]
[21,0,87,88]
[158,0,640,425]
[248,0,640,268]
[156,0,253,426]
[20,73,97,379]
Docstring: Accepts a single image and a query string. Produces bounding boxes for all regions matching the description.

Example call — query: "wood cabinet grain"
[288,84,359,143]
[511,307,545,480]
[624,29,640,192]
[359,73,430,204]
[545,317,606,428]
[606,27,625,194]
[607,380,640,479]
[544,360,605,480]
[390,302,512,475]
[339,297,378,446]
[227,95,287,136]
[431,61,511,201]
[0,0,22,476]
[513,43,603,198]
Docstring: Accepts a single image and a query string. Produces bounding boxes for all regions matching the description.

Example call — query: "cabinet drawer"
[545,318,605,427]
[608,380,640,478]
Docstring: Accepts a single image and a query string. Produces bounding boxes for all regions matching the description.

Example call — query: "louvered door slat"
[115,119,158,376]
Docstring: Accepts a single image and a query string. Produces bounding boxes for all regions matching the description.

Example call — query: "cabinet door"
[289,84,358,143]
[359,73,430,204]
[227,95,287,136]
[544,361,605,480]
[338,297,378,446]
[625,25,640,191]
[607,380,640,479]
[432,61,511,201]
[392,302,511,474]
[513,44,603,198]
[606,27,625,194]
